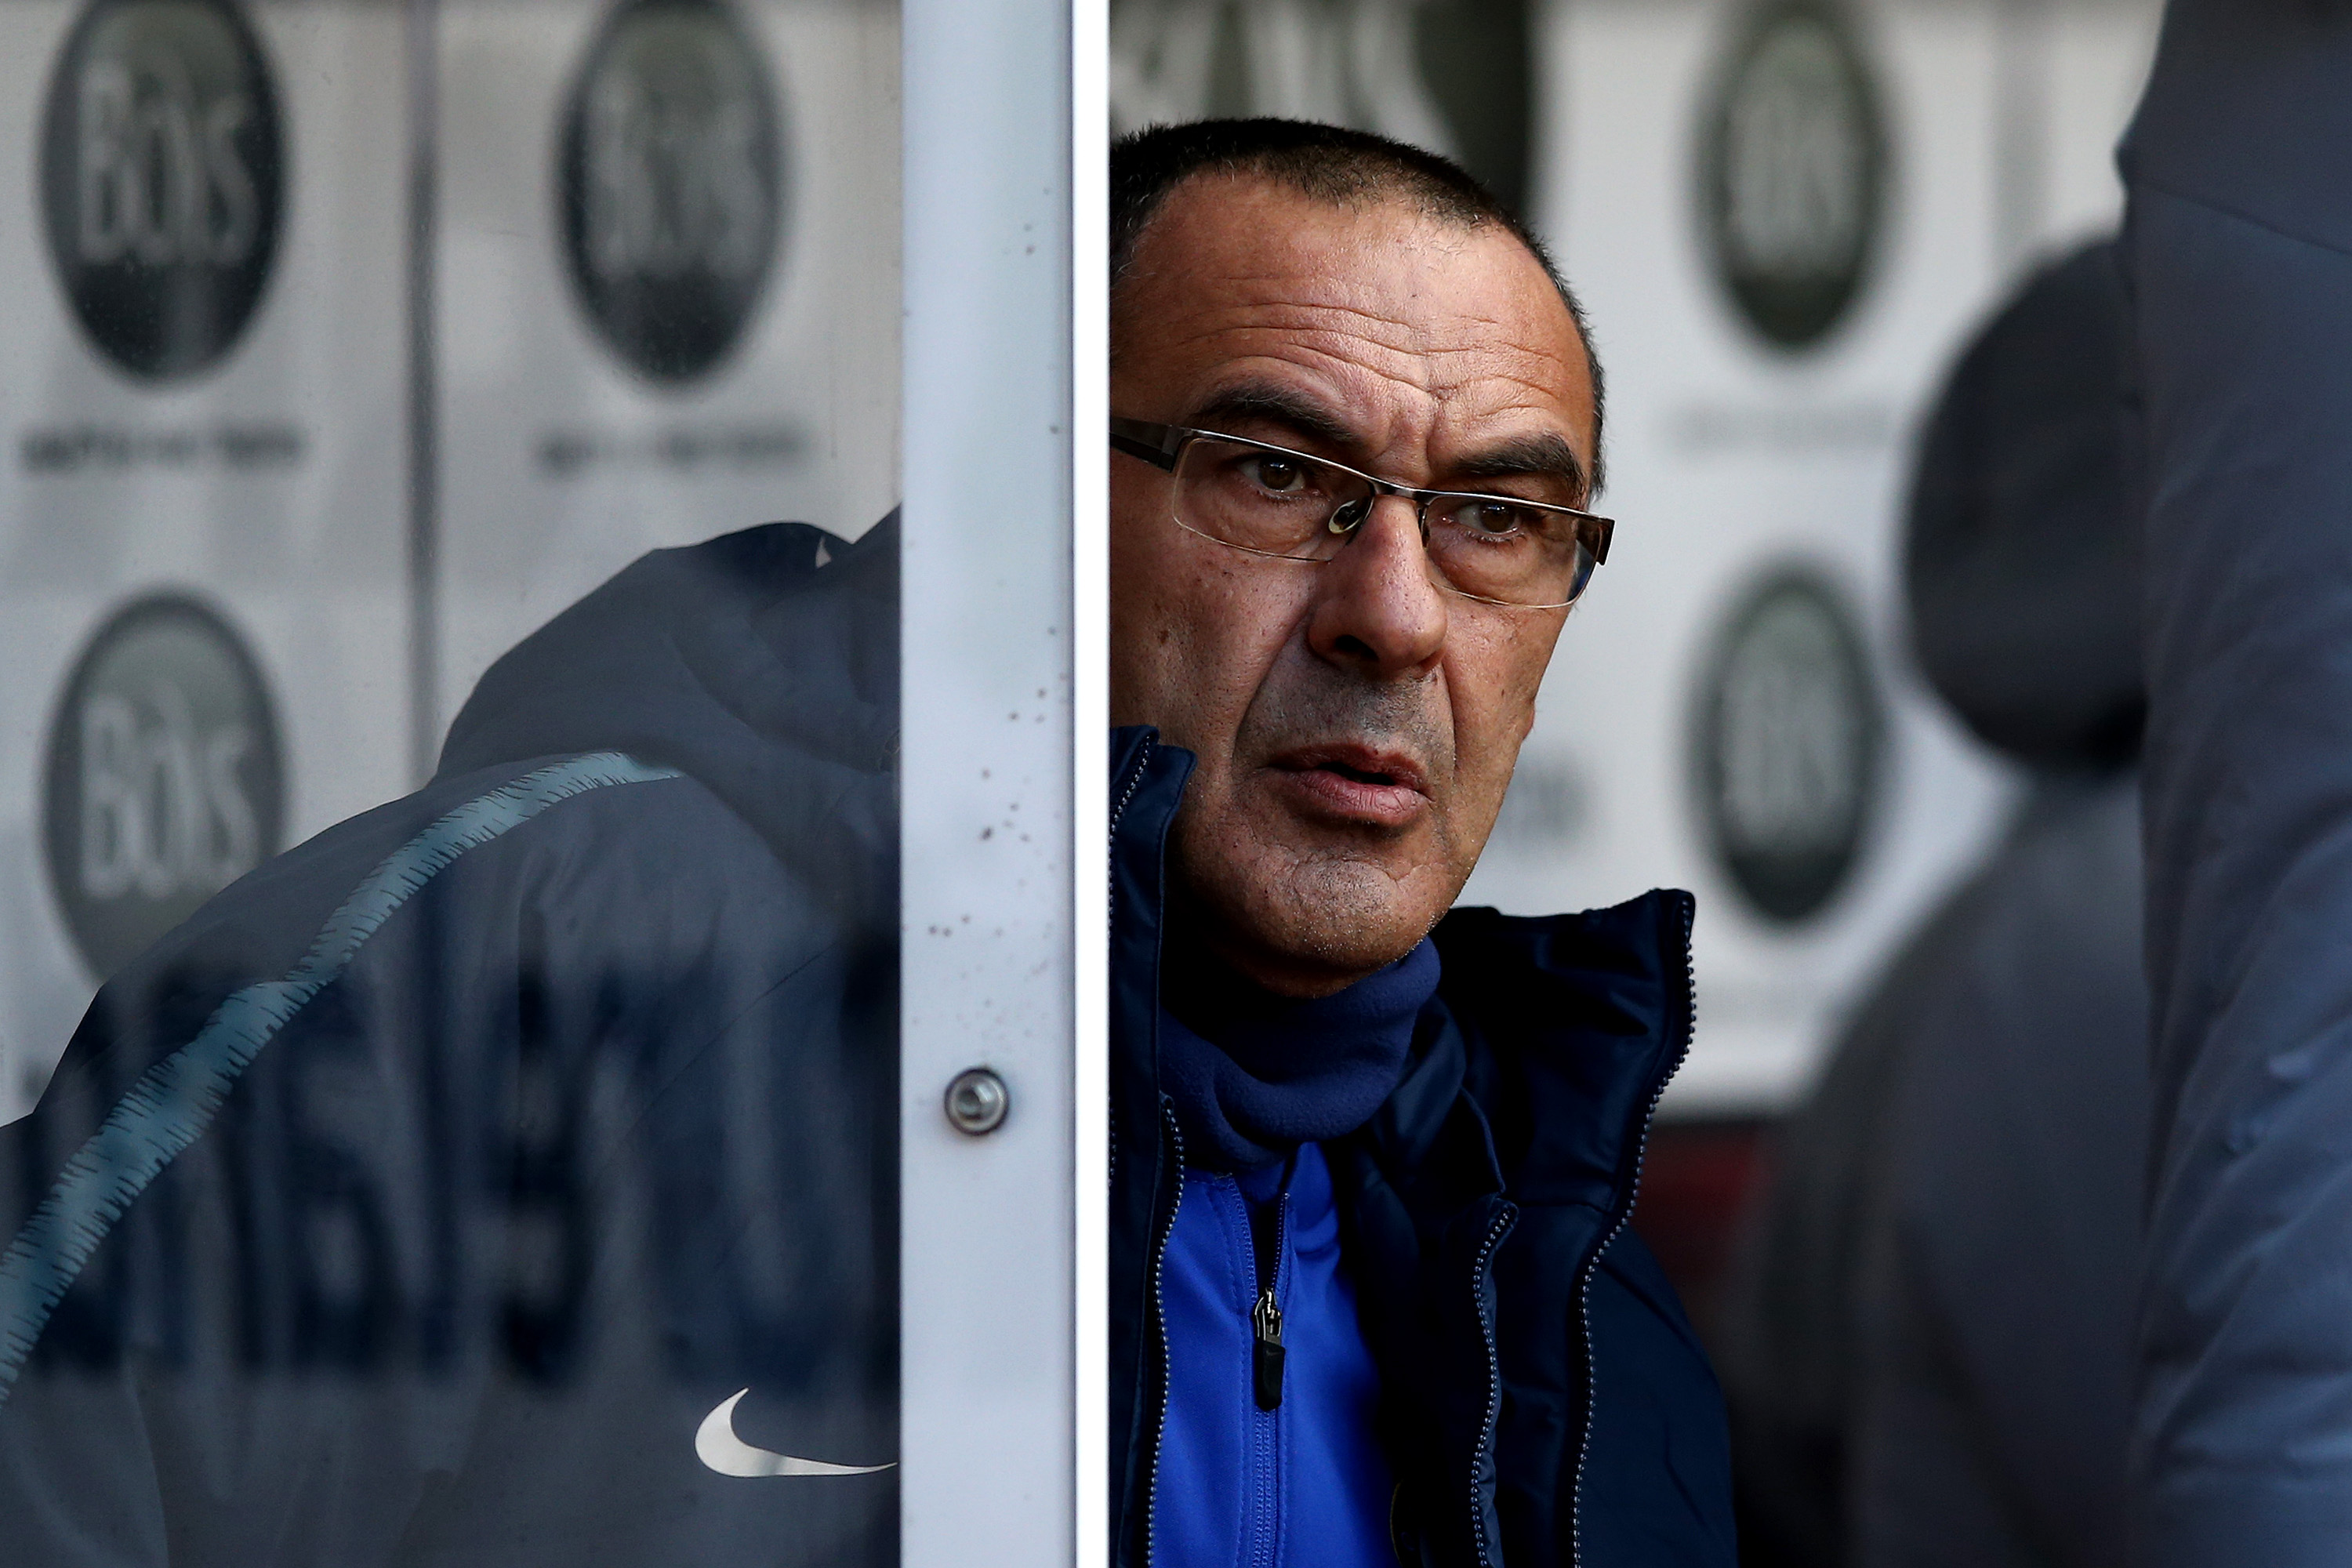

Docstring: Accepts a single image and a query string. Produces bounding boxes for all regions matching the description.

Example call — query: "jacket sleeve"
[2122,6,2352,1561]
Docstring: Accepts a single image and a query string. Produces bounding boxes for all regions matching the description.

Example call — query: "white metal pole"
[1070,1,1111,1566]
[900,0,1098,1561]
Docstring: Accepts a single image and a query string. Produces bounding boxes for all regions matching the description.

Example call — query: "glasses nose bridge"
[1347,477,1434,546]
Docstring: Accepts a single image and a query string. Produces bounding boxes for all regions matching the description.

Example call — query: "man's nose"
[1305,495,1448,679]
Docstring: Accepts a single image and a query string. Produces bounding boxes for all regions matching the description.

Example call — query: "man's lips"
[1268,744,1432,827]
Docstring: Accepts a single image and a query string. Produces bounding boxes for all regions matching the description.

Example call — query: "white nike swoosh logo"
[695,1388,895,1478]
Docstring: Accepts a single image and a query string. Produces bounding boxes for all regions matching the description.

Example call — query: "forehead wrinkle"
[1169,318,1575,399]
[1453,366,1590,407]
[1179,289,1544,358]
[1174,299,1432,360]
[1421,342,1588,390]
[1172,304,1583,394]
[1197,350,1446,437]
[1291,347,1589,434]
[1207,259,1576,347]
[1271,339,1507,408]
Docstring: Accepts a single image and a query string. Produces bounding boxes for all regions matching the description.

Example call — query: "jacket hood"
[436,515,898,923]
[1904,240,2142,769]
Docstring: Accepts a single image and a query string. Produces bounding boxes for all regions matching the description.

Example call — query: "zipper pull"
[1252,1288,1285,1410]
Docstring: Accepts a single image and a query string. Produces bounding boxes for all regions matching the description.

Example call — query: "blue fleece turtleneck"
[1152,938,1439,1567]
[1158,937,1440,1171]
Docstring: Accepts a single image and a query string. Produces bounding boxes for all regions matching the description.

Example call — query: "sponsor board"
[42,593,285,979]
[1690,568,1880,924]
[557,0,786,383]
[39,0,285,382]
[0,0,408,1118]
[1697,0,1886,350]
[433,0,899,731]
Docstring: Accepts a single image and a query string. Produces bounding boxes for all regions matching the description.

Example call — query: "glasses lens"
[1424,494,1595,608]
[1168,435,1602,608]
[1172,437,1370,559]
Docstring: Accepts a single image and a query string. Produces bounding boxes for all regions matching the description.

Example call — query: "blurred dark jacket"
[1714,240,2147,1568]
[0,521,902,1566]
[2120,6,2352,1562]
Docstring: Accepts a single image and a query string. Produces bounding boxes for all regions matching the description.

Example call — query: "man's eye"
[1453,499,1528,539]
[1242,456,1309,494]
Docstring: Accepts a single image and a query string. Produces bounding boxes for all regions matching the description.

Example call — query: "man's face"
[1110,175,1597,997]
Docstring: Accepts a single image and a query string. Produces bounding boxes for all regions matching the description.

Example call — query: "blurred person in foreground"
[0,117,1737,1568]
[0,522,906,1566]
[2120,5,2352,1562]
[1715,239,2146,1568]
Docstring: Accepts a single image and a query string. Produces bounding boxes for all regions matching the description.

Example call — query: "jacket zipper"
[1565,895,1697,1568]
[1250,1174,1291,1414]
[1107,736,1154,1202]
[1466,1205,1515,1568]
[1141,1105,1183,1567]
[1243,1183,1290,1568]
[1110,731,1171,1565]
[1250,1283,1285,1412]
[1109,735,1155,877]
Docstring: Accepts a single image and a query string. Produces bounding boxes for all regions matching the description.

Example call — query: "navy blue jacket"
[2122,5,2352,1561]
[1109,728,1735,1568]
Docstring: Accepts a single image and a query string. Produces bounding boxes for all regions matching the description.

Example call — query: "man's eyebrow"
[1450,433,1592,503]
[1185,383,1360,452]
[1186,382,1594,501]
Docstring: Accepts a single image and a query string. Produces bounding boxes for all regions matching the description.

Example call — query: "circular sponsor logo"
[559,0,786,384]
[40,0,285,383]
[1692,570,1880,924]
[1109,0,1535,216]
[1698,0,1886,350]
[43,596,286,981]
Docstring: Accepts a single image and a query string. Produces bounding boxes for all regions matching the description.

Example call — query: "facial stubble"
[1171,654,1490,990]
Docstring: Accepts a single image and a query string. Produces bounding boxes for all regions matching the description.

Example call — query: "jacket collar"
[1110,724,1694,1214]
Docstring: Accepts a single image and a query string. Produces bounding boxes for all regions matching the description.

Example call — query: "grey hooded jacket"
[1716,240,2147,1568]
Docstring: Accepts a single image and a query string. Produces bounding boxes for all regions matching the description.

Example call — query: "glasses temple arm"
[1109,419,1183,472]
